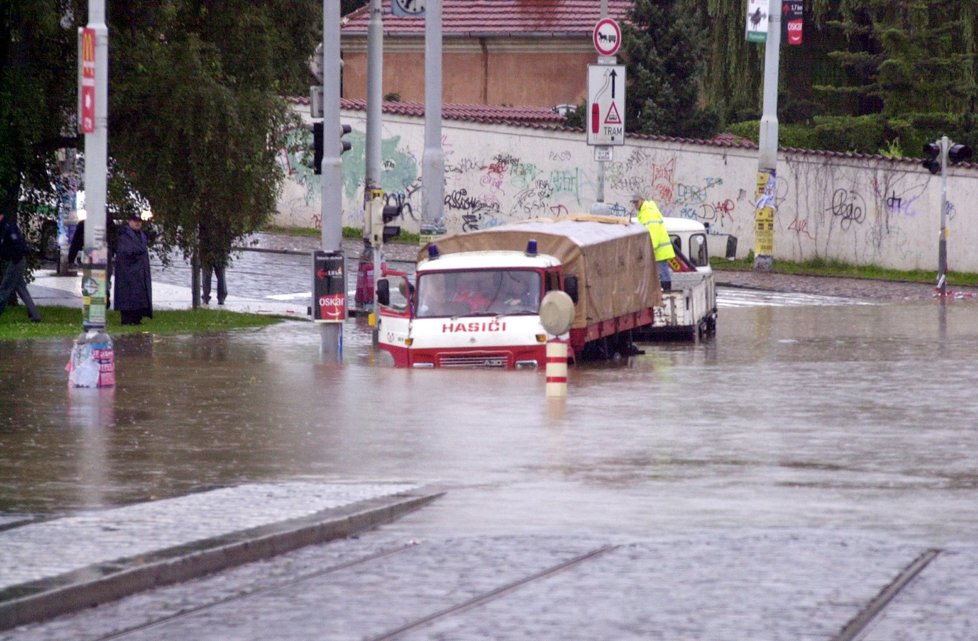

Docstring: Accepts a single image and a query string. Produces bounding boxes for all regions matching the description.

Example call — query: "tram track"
[7,539,953,641]
[364,544,618,641]
[86,542,618,641]
[830,548,941,641]
[89,542,422,641]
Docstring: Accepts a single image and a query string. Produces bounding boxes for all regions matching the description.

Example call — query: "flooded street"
[3,295,978,546]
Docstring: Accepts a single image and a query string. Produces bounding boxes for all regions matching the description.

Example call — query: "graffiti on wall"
[275,113,978,270]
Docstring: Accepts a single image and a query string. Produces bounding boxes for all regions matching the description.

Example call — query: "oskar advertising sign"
[782,0,803,46]
[313,251,346,323]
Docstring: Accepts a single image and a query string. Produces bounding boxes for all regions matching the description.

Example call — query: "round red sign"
[593,18,622,57]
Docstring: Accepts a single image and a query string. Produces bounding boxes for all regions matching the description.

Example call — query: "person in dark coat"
[114,213,153,325]
[67,219,85,264]
[198,222,229,305]
[0,210,41,322]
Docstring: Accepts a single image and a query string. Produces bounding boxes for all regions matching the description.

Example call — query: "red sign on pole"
[79,28,96,134]
[313,251,347,323]
[782,1,803,46]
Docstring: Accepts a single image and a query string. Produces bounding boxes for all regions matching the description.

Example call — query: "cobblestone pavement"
[0,482,437,632]
[3,528,976,641]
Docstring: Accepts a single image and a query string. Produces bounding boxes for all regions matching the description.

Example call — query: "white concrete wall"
[276,110,978,272]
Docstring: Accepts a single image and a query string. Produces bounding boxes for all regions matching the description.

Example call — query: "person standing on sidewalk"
[634,192,675,291]
[114,212,153,325]
[0,210,41,322]
[198,222,229,305]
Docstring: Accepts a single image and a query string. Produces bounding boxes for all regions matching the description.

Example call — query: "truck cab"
[378,249,565,368]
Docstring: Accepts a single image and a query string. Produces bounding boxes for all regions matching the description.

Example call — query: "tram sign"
[587,64,626,146]
[593,18,621,57]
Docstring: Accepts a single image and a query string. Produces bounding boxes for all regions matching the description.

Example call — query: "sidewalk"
[27,270,309,318]
[0,482,441,631]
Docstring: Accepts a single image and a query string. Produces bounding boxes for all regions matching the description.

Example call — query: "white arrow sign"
[587,65,626,146]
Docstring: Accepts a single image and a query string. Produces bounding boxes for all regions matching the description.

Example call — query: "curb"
[0,489,443,632]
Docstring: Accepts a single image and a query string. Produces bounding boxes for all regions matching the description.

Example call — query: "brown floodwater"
[2,297,977,545]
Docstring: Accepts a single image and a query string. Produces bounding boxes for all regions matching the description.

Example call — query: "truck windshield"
[416,270,541,318]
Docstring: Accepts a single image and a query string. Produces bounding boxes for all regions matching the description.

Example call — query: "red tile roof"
[291,96,566,124]
[342,0,634,36]
[341,98,567,123]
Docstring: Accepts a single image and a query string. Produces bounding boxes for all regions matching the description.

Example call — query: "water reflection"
[1,298,978,544]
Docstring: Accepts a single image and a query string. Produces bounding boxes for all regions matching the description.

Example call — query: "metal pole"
[70,0,114,388]
[421,0,444,236]
[937,135,949,297]
[366,0,383,343]
[82,3,108,314]
[320,0,343,359]
[590,0,612,216]
[366,0,383,199]
[753,0,781,271]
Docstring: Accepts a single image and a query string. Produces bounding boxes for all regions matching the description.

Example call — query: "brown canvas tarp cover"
[419,216,662,329]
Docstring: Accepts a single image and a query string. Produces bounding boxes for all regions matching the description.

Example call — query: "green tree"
[2,1,320,278]
[621,0,719,139]
[342,0,369,16]
[816,1,978,117]
[107,1,320,269]
[0,0,77,223]
[696,0,764,123]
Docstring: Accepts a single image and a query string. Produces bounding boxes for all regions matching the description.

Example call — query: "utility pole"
[421,0,444,241]
[752,0,780,272]
[69,0,114,388]
[365,0,384,344]
[320,0,344,359]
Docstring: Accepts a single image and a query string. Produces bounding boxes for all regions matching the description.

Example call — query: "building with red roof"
[340,0,632,109]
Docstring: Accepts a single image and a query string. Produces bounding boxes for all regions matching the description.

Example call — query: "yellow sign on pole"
[754,169,776,257]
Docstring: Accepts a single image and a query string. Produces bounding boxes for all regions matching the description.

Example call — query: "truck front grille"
[437,353,510,368]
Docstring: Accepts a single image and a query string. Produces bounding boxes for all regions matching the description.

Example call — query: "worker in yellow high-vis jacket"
[633,192,675,291]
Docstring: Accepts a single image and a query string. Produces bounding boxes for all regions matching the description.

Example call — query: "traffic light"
[310,122,324,175]
[381,204,401,242]
[948,143,972,164]
[922,141,941,175]
[922,138,973,175]
[340,123,352,155]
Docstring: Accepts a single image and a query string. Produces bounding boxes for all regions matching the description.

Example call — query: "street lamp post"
[752,0,781,272]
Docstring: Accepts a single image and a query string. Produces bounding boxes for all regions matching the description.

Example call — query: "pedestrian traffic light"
[382,204,401,242]
[340,123,352,155]
[922,141,941,175]
[310,122,324,175]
